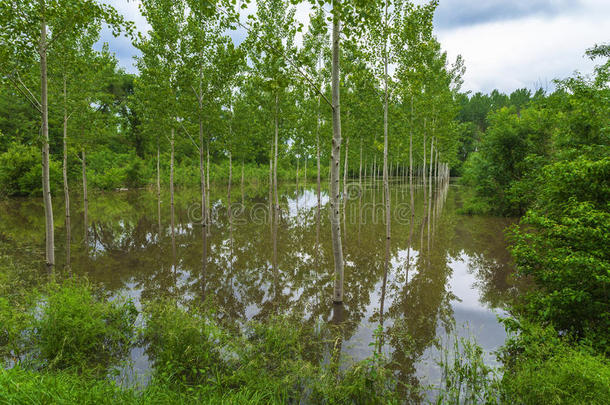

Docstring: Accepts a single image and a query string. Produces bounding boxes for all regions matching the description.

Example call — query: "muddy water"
[0,179,519,394]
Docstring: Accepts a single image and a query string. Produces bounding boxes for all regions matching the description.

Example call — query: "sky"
[98,0,610,94]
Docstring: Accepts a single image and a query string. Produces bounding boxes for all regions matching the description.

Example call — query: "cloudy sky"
[98,0,609,94]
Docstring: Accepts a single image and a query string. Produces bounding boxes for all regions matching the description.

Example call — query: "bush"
[0,143,62,197]
[32,280,137,372]
[509,156,610,352]
[140,300,227,386]
[500,321,610,404]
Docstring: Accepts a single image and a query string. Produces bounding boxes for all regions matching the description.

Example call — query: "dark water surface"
[0,179,520,393]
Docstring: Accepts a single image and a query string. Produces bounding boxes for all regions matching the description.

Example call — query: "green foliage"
[0,143,62,197]
[141,300,399,403]
[32,280,137,372]
[0,367,137,405]
[500,320,610,405]
[460,106,552,216]
[509,155,610,353]
[140,299,227,386]
[436,335,501,405]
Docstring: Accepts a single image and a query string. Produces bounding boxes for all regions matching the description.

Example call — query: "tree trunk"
[316,95,321,221]
[343,136,349,200]
[206,145,210,232]
[228,150,232,208]
[157,141,161,233]
[359,138,363,190]
[62,74,70,268]
[269,143,273,214]
[241,160,245,206]
[198,85,207,233]
[82,149,88,243]
[170,127,176,257]
[274,93,280,213]
[296,157,299,199]
[409,95,414,222]
[331,2,345,303]
[40,16,54,268]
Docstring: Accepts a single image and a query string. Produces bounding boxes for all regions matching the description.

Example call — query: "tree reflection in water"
[0,180,521,396]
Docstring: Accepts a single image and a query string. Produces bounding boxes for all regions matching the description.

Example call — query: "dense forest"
[1,0,608,403]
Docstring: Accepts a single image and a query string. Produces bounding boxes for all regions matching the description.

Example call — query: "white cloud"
[437,0,610,93]
[97,0,610,93]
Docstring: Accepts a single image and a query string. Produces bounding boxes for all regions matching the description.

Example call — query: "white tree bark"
[40,16,54,268]
[330,1,345,303]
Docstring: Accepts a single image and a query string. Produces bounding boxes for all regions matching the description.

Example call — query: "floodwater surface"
[0,178,520,396]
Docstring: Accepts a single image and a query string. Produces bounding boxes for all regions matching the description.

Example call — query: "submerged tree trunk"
[330,2,345,303]
[40,17,54,268]
[82,149,88,243]
[382,1,391,333]
[62,75,70,268]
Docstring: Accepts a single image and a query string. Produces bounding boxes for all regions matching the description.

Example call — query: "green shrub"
[435,335,501,405]
[509,156,610,353]
[499,320,610,404]
[140,300,228,386]
[32,280,137,372]
[0,143,62,197]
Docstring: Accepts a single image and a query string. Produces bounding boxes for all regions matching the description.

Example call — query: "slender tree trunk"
[62,75,70,268]
[422,119,427,201]
[359,138,363,190]
[373,154,376,190]
[382,2,391,328]
[241,160,245,206]
[82,149,88,243]
[40,16,54,268]
[428,136,434,208]
[296,157,299,199]
[228,151,232,210]
[331,2,345,303]
[170,127,176,257]
[198,84,207,234]
[409,95,414,222]
[304,156,307,185]
[316,95,321,221]
[269,143,273,214]
[274,93,280,213]
[157,141,161,233]
[343,136,349,200]
[206,145,210,232]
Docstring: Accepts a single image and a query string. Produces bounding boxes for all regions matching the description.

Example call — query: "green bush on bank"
[0,278,137,374]
[499,320,610,404]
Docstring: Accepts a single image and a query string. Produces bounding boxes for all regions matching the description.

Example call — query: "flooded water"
[0,178,520,395]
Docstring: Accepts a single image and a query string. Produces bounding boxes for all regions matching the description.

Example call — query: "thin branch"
[178,121,201,153]
[4,72,42,113]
